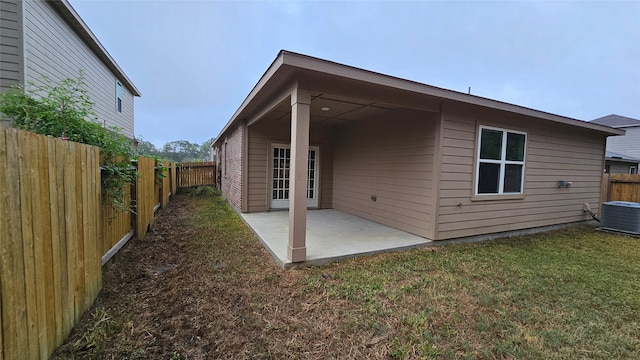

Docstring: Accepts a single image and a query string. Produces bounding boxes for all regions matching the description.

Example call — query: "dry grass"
[53,188,640,359]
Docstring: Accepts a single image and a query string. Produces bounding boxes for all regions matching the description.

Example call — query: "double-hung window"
[476,126,526,195]
[116,81,123,113]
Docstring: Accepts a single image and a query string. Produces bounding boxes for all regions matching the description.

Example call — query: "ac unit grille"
[600,201,640,235]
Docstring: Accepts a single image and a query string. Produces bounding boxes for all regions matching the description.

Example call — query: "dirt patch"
[53,191,347,359]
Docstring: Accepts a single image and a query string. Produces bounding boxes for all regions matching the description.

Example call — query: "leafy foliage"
[0,75,135,210]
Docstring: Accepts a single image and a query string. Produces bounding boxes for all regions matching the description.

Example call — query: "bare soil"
[53,190,368,359]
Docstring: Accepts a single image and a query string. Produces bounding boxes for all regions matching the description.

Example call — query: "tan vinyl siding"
[0,0,23,93]
[332,110,436,238]
[247,126,269,212]
[436,106,606,240]
[246,118,334,212]
[22,0,134,137]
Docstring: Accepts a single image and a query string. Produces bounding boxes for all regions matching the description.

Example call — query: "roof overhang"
[49,0,141,97]
[606,151,640,163]
[213,50,624,146]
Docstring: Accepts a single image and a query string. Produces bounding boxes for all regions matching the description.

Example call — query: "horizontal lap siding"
[333,110,436,238]
[606,127,640,159]
[247,127,269,212]
[607,162,635,174]
[22,1,135,137]
[437,108,607,240]
[247,120,334,212]
[0,0,22,93]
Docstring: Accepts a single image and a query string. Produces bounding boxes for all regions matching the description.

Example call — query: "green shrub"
[0,75,134,211]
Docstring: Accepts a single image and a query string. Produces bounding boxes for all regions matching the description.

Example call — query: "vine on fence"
[0,75,135,211]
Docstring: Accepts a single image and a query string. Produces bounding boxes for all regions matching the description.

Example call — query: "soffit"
[251,92,400,128]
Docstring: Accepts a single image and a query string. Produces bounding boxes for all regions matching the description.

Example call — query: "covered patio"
[241,209,433,268]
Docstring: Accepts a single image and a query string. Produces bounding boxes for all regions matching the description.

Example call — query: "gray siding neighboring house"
[0,0,140,137]
[605,151,639,174]
[213,51,624,262]
[591,114,640,160]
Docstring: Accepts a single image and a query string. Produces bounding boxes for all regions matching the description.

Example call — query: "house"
[212,50,623,263]
[0,0,140,138]
[591,114,640,162]
[604,151,639,175]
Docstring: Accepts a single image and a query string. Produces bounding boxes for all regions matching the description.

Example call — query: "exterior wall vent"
[600,201,640,235]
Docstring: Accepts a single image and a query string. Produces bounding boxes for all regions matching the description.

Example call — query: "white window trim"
[269,143,320,209]
[630,166,637,175]
[475,125,527,196]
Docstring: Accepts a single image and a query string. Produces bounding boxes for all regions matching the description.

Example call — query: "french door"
[270,144,319,209]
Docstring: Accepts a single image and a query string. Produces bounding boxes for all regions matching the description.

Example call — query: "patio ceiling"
[255,92,400,128]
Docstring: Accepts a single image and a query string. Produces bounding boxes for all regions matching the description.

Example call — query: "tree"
[135,138,160,157]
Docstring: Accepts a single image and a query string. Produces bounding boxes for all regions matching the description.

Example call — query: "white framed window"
[116,81,123,113]
[630,166,637,175]
[475,126,527,195]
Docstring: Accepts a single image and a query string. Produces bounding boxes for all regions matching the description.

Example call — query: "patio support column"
[288,87,310,262]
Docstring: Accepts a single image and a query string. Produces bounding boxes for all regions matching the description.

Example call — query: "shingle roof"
[606,151,640,162]
[591,114,640,128]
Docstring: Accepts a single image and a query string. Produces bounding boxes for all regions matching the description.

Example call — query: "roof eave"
[279,51,625,136]
[49,0,141,97]
[213,50,625,144]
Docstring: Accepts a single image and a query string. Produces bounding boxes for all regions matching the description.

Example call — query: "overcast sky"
[69,0,640,148]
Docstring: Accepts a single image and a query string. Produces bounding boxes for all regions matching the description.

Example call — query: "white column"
[288,88,310,262]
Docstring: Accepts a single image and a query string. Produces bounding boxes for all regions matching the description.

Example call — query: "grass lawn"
[54,188,640,359]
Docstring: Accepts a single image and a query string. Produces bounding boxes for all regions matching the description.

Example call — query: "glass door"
[270,144,318,209]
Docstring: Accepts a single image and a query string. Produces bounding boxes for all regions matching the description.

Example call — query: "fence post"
[131,160,138,239]
[601,173,610,204]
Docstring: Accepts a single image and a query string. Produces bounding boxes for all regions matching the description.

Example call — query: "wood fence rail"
[0,128,178,360]
[177,161,216,188]
[600,173,640,204]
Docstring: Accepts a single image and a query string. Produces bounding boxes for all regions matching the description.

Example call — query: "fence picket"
[1,129,29,359]
[176,162,216,188]
[602,174,640,203]
[0,129,183,359]
[47,137,64,346]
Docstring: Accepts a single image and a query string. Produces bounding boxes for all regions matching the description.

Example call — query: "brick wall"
[220,124,244,210]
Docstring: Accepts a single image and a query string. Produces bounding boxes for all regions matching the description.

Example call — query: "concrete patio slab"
[241,209,433,267]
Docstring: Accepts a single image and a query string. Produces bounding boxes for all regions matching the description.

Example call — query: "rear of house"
[0,0,140,137]
[214,51,622,262]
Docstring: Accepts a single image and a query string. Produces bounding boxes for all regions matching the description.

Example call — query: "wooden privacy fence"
[1,129,102,360]
[0,128,177,360]
[601,173,640,204]
[177,161,216,187]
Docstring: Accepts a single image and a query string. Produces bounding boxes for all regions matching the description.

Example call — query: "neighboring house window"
[116,81,123,113]
[476,126,527,195]
[631,166,637,175]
